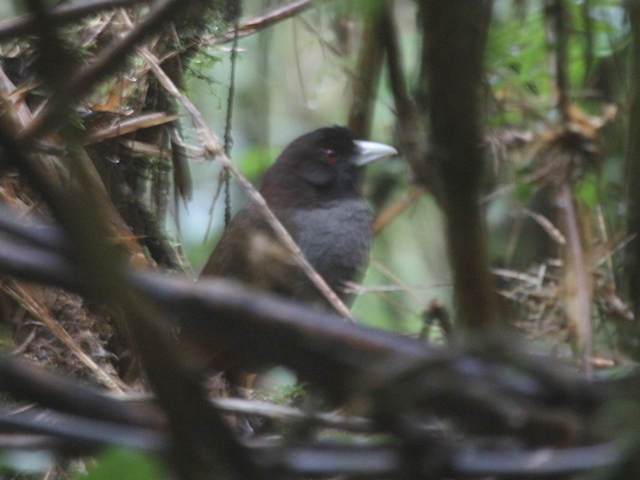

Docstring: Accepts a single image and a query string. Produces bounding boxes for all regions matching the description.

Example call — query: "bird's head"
[260,126,397,207]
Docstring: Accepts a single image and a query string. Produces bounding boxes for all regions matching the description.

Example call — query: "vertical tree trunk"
[419,0,498,331]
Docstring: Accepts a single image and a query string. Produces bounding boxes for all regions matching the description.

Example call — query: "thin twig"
[544,0,571,119]
[203,0,317,45]
[380,5,434,199]
[595,204,616,287]
[347,5,385,138]
[114,393,374,432]
[223,22,240,226]
[558,183,593,376]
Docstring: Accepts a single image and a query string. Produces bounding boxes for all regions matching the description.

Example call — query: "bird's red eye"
[322,149,338,163]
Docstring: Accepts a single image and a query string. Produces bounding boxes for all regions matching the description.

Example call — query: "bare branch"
[0,0,150,40]
[203,0,317,45]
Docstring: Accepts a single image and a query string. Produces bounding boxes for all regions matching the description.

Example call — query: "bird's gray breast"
[276,199,373,301]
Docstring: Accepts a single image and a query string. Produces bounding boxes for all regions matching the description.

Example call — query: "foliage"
[77,449,166,480]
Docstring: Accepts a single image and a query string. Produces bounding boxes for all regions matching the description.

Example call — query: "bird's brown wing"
[199,203,298,297]
[195,204,299,394]
[199,204,259,279]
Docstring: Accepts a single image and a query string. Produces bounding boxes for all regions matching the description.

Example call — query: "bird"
[194,127,396,432]
[199,126,397,310]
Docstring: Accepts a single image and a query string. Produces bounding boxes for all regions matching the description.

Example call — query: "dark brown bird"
[193,127,396,431]
[199,126,397,309]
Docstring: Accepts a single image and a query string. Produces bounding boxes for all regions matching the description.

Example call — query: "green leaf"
[515,180,534,204]
[237,145,278,180]
[575,172,599,208]
[76,449,165,480]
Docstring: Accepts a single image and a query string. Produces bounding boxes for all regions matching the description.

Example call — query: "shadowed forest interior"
[0,1,640,479]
